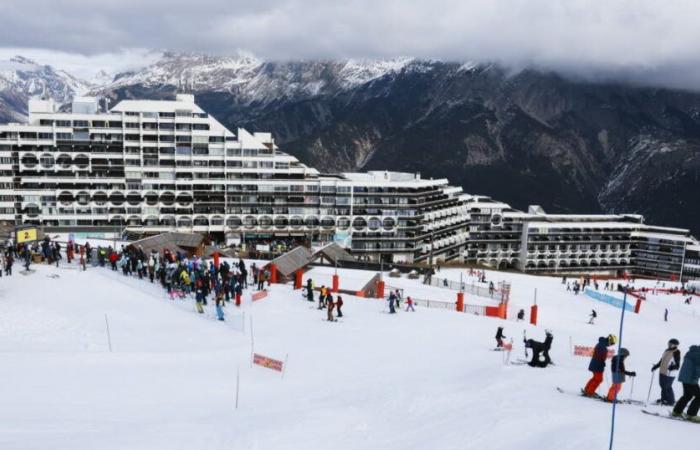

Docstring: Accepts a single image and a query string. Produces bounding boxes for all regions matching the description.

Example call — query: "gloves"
[669,364,679,371]
[651,364,659,372]
[629,371,637,377]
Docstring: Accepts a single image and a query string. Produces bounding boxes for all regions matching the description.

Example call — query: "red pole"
[269,263,278,284]
[377,280,385,299]
[235,292,241,307]
[530,304,538,326]
[294,269,303,290]
[213,251,220,269]
[332,274,339,293]
[634,298,642,314]
[456,292,464,312]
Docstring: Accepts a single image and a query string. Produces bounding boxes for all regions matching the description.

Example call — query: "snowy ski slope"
[0,262,698,450]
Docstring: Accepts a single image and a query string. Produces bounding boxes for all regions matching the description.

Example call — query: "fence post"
[294,269,303,290]
[634,298,642,314]
[269,263,278,284]
[456,292,464,312]
[377,280,385,299]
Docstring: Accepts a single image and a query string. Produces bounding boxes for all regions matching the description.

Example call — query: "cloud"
[2,0,700,89]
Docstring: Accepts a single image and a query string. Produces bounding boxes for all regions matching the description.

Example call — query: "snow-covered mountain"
[2,51,700,236]
[0,56,91,121]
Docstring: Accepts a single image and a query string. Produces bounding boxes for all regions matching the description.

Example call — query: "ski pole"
[645,369,656,406]
[629,375,635,399]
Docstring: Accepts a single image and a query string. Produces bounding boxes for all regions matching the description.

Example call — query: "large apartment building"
[0,94,469,264]
[465,196,699,280]
[0,94,697,280]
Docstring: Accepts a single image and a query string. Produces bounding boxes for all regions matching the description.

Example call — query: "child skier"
[588,309,597,325]
[405,296,415,312]
[495,326,506,348]
[583,334,617,397]
[606,348,636,402]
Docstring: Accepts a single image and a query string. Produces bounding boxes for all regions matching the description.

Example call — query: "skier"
[489,281,495,297]
[495,326,506,348]
[306,278,314,302]
[664,308,669,322]
[606,348,636,402]
[326,295,335,322]
[405,296,415,312]
[517,309,525,321]
[336,296,343,318]
[388,291,396,314]
[588,309,597,325]
[318,286,327,310]
[524,330,553,367]
[652,338,681,405]
[583,334,617,397]
[672,345,700,422]
[216,292,224,322]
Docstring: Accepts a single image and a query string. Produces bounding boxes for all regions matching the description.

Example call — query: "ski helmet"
[619,348,630,357]
[608,334,618,345]
[669,338,680,347]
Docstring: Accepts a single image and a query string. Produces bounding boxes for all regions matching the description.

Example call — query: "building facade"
[0,94,698,279]
[0,95,469,264]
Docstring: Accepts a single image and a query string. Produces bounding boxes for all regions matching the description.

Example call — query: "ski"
[557,387,644,405]
[641,410,698,423]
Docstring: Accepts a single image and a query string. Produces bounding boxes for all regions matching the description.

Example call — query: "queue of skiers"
[579,334,700,422]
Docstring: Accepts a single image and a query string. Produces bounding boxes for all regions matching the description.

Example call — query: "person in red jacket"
[108,251,118,271]
[583,334,617,397]
[335,296,344,318]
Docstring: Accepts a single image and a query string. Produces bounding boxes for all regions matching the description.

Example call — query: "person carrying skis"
[672,345,700,422]
[652,339,681,405]
[583,334,617,397]
[606,348,636,402]
[588,309,597,325]
[496,326,506,348]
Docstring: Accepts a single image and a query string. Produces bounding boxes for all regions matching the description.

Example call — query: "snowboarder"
[652,338,681,405]
[583,334,617,397]
[524,330,553,367]
[405,296,415,312]
[606,348,636,402]
[496,326,506,348]
[588,309,597,325]
[672,345,700,422]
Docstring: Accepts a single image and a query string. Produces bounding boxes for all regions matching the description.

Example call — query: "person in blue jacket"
[672,345,700,422]
[583,334,617,397]
[606,348,636,402]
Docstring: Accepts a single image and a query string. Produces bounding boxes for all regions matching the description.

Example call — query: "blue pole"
[608,289,628,450]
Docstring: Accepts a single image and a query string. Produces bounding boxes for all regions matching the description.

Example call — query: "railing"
[423,276,507,301]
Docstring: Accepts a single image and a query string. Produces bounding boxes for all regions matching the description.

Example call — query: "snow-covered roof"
[110,98,205,114]
[630,231,695,243]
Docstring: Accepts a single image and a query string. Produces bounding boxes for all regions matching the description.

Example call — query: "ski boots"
[671,411,684,418]
[688,416,700,423]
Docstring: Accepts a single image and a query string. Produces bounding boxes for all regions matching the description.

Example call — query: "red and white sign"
[253,353,284,372]
[573,345,615,358]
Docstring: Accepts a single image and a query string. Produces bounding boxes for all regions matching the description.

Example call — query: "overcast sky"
[1,0,699,89]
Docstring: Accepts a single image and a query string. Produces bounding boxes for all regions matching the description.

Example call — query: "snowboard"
[641,409,699,423]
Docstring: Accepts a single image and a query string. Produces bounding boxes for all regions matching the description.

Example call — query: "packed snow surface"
[0,261,698,449]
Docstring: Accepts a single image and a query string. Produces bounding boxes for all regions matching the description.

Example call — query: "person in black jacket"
[524,330,553,367]
[495,327,506,348]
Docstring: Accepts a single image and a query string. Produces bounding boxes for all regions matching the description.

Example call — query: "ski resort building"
[464,196,699,280]
[0,94,698,279]
[0,94,469,264]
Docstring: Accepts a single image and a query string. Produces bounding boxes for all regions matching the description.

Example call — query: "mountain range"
[1,51,699,236]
